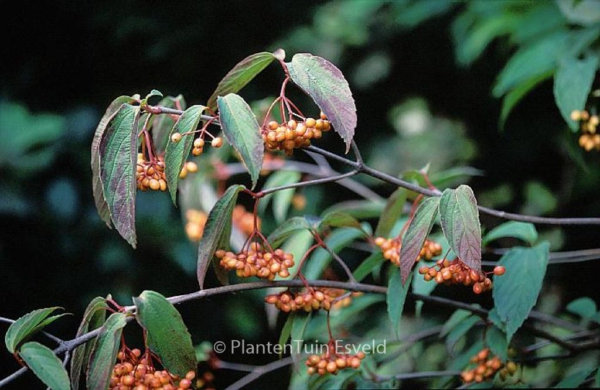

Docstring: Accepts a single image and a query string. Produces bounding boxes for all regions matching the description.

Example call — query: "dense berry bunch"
[262,113,331,156]
[216,244,294,280]
[136,154,167,191]
[418,259,505,294]
[305,351,365,376]
[109,348,195,390]
[460,348,516,384]
[374,237,442,265]
[572,109,600,151]
[184,209,208,241]
[264,288,351,312]
[232,205,259,235]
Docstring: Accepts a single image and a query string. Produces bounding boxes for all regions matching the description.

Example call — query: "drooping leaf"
[91,96,137,227]
[196,185,245,289]
[207,51,278,112]
[217,94,263,188]
[482,221,538,246]
[86,312,127,390]
[555,368,595,388]
[70,297,108,390]
[267,216,312,249]
[291,312,312,361]
[19,341,70,390]
[322,199,385,220]
[134,290,197,378]
[440,309,473,338]
[439,185,482,272]
[375,188,408,238]
[493,242,550,343]
[566,297,599,322]
[399,197,440,285]
[259,170,302,224]
[151,95,186,153]
[5,307,65,354]
[99,104,141,248]
[499,71,553,130]
[445,314,480,353]
[387,267,412,339]
[353,251,384,282]
[318,211,365,234]
[286,53,357,153]
[485,325,508,362]
[165,105,206,205]
[554,54,599,131]
[277,312,295,358]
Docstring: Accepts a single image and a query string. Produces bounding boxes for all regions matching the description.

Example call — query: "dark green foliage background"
[1,1,599,388]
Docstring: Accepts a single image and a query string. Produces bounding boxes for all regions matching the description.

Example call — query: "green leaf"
[399,197,440,285]
[493,31,569,97]
[86,312,127,390]
[70,297,108,390]
[196,184,244,288]
[5,307,64,354]
[165,105,206,205]
[482,221,538,246]
[267,216,312,249]
[259,170,302,224]
[353,251,385,282]
[446,314,480,353]
[387,267,412,338]
[291,312,312,354]
[134,290,197,378]
[99,103,141,248]
[278,313,295,358]
[207,51,277,112]
[555,367,595,388]
[322,200,385,220]
[554,54,599,131]
[374,188,408,238]
[217,94,263,189]
[566,297,598,322]
[485,325,508,362]
[19,341,70,390]
[318,211,365,233]
[499,71,553,130]
[493,242,550,343]
[439,185,481,272]
[440,309,473,338]
[287,53,357,153]
[91,96,137,228]
[151,95,186,154]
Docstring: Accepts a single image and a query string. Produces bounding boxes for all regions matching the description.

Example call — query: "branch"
[223,356,295,390]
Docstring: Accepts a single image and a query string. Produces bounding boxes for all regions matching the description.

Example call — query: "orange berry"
[493,266,506,276]
[211,137,223,148]
[170,132,182,143]
[305,118,316,128]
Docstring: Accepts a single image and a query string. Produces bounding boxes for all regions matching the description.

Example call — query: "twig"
[223,356,295,390]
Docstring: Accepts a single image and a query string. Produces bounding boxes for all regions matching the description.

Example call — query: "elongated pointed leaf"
[5,307,64,354]
[399,197,440,285]
[259,170,301,224]
[387,267,412,339]
[266,216,312,248]
[165,105,206,205]
[99,104,140,248]
[439,185,482,272]
[482,221,538,246]
[70,297,108,390]
[353,251,384,282]
[375,188,408,238]
[485,325,508,362]
[554,54,599,131]
[287,53,357,153]
[20,341,70,390]
[197,185,245,289]
[152,95,186,153]
[493,242,550,343]
[278,313,295,358]
[134,290,196,378]
[92,96,137,227]
[86,312,127,390]
[207,52,277,112]
[446,314,480,353]
[217,94,263,189]
[318,211,365,233]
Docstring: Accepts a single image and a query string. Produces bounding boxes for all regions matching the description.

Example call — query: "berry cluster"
[109,348,195,390]
[305,351,365,376]
[264,288,350,313]
[216,244,294,280]
[232,205,259,236]
[170,132,224,157]
[460,348,517,384]
[136,154,167,191]
[262,113,331,156]
[374,237,442,266]
[184,209,208,242]
[178,161,199,179]
[571,109,600,151]
[418,259,505,294]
